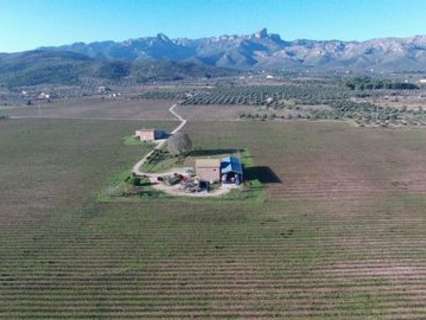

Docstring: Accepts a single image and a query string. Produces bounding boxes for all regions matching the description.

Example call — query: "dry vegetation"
[2,118,426,318]
[358,94,426,111]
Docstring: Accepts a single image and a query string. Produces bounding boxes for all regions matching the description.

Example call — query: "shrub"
[167,132,192,156]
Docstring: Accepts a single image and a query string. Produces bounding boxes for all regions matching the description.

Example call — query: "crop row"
[179,85,350,106]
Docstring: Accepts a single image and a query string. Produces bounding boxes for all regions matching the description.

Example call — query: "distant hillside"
[0,50,95,87]
[0,50,236,87]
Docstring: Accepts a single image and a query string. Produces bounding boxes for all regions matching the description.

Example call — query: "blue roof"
[221,156,243,175]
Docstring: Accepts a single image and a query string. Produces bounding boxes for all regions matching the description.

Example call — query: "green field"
[1,118,426,319]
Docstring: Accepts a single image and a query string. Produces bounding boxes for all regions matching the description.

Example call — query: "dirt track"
[132,103,185,177]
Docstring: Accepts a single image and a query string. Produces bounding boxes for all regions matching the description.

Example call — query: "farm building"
[195,159,221,183]
[135,129,166,141]
[195,156,244,185]
[221,156,243,185]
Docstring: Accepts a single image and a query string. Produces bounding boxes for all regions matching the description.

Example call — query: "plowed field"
[1,119,426,319]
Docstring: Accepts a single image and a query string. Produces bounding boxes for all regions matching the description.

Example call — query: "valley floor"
[1,117,426,319]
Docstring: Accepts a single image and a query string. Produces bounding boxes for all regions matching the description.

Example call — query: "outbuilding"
[135,129,166,141]
[221,156,243,185]
[195,159,221,183]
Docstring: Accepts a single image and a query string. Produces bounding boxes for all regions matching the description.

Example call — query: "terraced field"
[1,118,426,319]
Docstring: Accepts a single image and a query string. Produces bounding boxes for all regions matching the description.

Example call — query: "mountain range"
[2,28,426,87]
[42,28,426,72]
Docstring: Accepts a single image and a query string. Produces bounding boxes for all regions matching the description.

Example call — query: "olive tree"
[167,132,192,156]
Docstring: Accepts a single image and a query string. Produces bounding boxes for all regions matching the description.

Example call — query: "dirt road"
[132,103,185,177]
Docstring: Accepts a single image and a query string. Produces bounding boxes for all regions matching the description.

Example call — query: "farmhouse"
[195,156,244,185]
[221,156,243,185]
[195,159,221,183]
[135,129,166,141]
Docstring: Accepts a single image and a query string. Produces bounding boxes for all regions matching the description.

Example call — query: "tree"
[167,132,192,156]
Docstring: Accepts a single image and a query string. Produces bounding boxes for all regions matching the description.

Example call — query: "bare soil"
[176,104,257,121]
[147,167,238,197]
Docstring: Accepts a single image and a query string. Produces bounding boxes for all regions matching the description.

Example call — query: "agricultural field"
[179,84,350,106]
[2,117,426,319]
[141,81,426,127]
[175,103,259,121]
[355,94,426,111]
[2,97,176,121]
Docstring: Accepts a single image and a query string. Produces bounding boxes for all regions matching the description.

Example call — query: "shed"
[135,129,166,141]
[195,159,221,183]
[220,156,243,185]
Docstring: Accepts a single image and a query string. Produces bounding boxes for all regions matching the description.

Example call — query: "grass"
[2,118,426,318]
[122,135,152,146]
[141,149,184,173]
[98,167,170,202]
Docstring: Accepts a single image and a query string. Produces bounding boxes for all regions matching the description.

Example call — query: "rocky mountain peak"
[156,33,171,42]
[254,28,269,39]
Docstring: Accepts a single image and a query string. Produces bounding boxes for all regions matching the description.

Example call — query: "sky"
[1,0,426,52]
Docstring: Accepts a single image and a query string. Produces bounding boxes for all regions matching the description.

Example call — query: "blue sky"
[1,0,426,52]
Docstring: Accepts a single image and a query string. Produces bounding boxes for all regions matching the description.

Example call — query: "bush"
[167,132,192,156]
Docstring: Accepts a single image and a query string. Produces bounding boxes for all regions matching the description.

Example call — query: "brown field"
[176,104,257,121]
[1,118,426,319]
[4,97,176,121]
[176,104,332,121]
